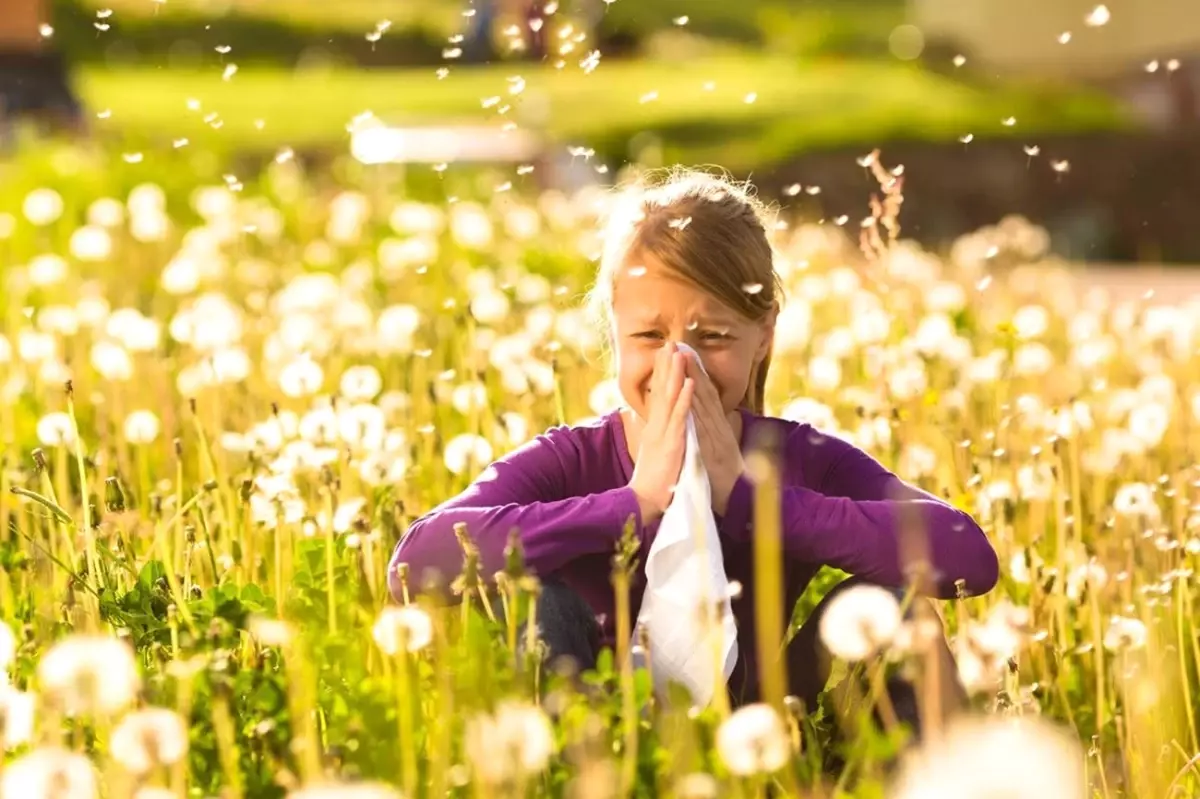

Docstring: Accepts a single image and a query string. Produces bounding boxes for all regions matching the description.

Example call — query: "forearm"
[720,476,998,598]
[388,487,644,600]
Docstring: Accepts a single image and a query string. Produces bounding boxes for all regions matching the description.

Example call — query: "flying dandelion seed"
[744,92,758,104]
[443,47,463,59]
[1051,159,1071,173]
[1146,60,1160,72]
[1167,58,1181,71]
[1058,31,1072,43]
[639,90,659,104]
[703,80,716,91]
[805,185,821,195]
[953,54,966,67]
[436,67,450,79]
[173,138,189,148]
[222,64,238,81]
[1085,4,1110,26]
[215,44,231,54]
[580,50,601,72]
[784,184,802,196]
[1002,116,1017,126]
[959,133,974,144]
[673,15,689,25]
[668,216,692,231]
[39,24,53,37]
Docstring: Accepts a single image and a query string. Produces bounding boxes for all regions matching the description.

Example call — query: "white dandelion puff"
[715,703,791,775]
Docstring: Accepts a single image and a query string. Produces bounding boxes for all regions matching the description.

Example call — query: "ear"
[754,302,779,362]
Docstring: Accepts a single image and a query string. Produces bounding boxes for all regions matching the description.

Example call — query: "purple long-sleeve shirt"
[389,408,998,659]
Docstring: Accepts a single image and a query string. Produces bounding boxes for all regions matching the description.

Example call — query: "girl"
[388,169,999,729]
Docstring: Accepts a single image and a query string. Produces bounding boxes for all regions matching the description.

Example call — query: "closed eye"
[632,331,664,340]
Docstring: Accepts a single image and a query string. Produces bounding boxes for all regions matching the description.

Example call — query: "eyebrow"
[631,312,737,328]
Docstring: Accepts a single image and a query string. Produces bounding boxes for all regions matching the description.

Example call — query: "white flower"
[807,354,842,392]
[2,747,96,799]
[110,707,188,774]
[1103,616,1147,651]
[1113,483,1161,523]
[451,381,489,415]
[91,341,133,380]
[69,225,113,261]
[340,365,382,401]
[23,188,64,226]
[443,434,493,476]
[0,623,16,671]
[373,606,433,654]
[890,716,1085,799]
[1016,463,1055,502]
[818,584,902,661]
[332,498,367,534]
[376,304,422,354]
[967,601,1030,660]
[29,254,68,286]
[464,700,556,784]
[36,412,76,447]
[715,703,791,775]
[1128,402,1169,448]
[0,688,35,749]
[1012,304,1049,339]
[450,202,494,249]
[122,410,160,444]
[248,616,295,647]
[1066,560,1108,601]
[87,197,125,228]
[279,356,324,398]
[37,634,141,716]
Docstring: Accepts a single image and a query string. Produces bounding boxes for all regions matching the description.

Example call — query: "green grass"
[76,54,1130,169]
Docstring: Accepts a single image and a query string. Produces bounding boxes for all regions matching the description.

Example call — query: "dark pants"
[523,576,966,741]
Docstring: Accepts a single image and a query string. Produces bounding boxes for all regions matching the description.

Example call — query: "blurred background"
[2,0,1200,264]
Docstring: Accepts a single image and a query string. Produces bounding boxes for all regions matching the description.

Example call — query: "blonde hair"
[586,167,783,414]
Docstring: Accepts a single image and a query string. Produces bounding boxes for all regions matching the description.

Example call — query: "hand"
[628,343,696,522]
[683,354,746,516]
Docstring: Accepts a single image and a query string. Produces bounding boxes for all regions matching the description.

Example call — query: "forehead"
[610,255,742,325]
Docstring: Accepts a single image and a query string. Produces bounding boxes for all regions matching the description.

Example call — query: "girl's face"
[610,252,776,422]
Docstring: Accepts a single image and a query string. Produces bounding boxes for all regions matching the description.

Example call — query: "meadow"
[0,136,1197,799]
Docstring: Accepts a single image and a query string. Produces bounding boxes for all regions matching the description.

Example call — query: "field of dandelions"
[0,143,1197,799]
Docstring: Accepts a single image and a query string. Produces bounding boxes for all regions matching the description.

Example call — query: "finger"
[663,350,686,410]
[666,377,695,439]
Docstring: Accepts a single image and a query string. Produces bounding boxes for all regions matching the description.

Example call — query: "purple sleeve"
[719,427,997,599]
[388,427,644,601]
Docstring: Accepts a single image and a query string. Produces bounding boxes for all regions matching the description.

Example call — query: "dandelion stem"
[395,646,419,798]
[326,493,338,636]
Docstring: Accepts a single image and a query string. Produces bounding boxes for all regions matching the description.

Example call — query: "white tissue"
[633,342,739,706]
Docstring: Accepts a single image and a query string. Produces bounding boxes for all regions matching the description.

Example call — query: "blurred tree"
[0,0,85,144]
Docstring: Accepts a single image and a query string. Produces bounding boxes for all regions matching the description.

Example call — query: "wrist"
[630,485,665,524]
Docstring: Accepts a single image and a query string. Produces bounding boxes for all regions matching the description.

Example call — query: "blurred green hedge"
[49,0,908,68]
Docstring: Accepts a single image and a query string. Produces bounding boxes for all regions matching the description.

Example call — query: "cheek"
[703,353,753,405]
[615,346,654,390]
